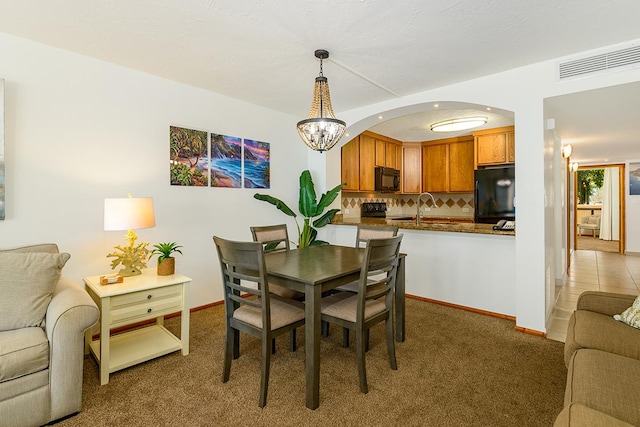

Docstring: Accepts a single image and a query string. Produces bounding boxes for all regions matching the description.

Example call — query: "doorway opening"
[573,164,625,254]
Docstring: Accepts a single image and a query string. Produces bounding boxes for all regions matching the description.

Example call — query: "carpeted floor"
[55,298,566,427]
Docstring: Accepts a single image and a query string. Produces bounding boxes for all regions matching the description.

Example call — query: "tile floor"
[546,250,640,342]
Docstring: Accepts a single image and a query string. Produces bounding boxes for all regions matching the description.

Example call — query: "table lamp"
[104,196,156,276]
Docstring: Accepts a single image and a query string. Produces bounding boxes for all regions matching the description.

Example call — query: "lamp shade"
[104,197,155,231]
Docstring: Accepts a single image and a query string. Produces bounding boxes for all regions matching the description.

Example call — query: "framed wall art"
[210,133,242,188]
[169,126,209,186]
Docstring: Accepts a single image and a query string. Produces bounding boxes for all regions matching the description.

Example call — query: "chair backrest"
[213,236,271,329]
[355,225,399,248]
[356,234,403,316]
[250,224,290,252]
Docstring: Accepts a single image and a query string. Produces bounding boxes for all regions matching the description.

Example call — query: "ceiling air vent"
[559,44,640,80]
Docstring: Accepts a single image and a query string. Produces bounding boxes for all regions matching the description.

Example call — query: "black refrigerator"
[474,166,515,224]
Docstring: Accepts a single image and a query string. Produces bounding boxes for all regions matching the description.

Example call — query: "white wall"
[0,34,308,308]
[320,39,640,332]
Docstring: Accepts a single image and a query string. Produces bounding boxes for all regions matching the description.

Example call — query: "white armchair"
[0,244,99,427]
[578,215,601,237]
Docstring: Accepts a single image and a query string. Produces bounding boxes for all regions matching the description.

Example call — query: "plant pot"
[157,257,175,276]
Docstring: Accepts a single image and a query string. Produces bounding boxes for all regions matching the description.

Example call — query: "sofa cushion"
[0,243,59,255]
[0,252,71,331]
[554,403,635,427]
[565,349,640,426]
[564,309,640,366]
[614,295,640,329]
[0,327,49,382]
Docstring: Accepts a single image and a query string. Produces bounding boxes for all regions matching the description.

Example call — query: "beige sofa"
[0,244,99,427]
[555,291,640,426]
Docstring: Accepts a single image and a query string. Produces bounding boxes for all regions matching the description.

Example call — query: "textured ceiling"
[1,0,640,162]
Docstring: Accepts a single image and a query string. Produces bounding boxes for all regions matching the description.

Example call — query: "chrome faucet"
[417,192,436,226]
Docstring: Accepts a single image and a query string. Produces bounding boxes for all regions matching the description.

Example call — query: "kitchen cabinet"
[449,139,475,192]
[421,136,474,193]
[402,144,422,194]
[341,131,402,192]
[473,126,515,168]
[375,139,386,167]
[385,141,397,168]
[422,143,448,193]
[341,136,360,191]
[359,134,376,191]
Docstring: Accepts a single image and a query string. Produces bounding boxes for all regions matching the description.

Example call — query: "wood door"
[385,142,397,168]
[476,133,507,166]
[507,130,515,163]
[422,144,448,192]
[449,140,474,192]
[402,145,422,193]
[341,137,360,191]
[359,134,376,191]
[375,139,386,167]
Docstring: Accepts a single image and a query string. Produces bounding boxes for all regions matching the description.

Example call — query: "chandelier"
[296,49,346,153]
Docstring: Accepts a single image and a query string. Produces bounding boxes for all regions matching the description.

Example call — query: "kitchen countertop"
[331,215,515,236]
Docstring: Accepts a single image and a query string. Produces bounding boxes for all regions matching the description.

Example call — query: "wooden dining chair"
[331,225,399,347]
[251,224,304,353]
[213,236,305,407]
[320,234,403,394]
[250,224,305,301]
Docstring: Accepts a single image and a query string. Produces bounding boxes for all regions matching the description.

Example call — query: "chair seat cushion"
[564,349,640,426]
[554,403,634,427]
[321,292,386,323]
[0,251,71,331]
[234,297,304,330]
[0,327,49,382]
[565,310,640,366]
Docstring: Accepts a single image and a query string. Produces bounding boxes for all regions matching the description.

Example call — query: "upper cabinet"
[341,136,360,191]
[402,144,422,194]
[473,126,515,168]
[422,136,474,193]
[341,131,402,192]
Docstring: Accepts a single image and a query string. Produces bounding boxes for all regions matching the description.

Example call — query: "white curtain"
[600,167,620,241]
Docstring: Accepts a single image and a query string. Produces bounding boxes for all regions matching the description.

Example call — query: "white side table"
[83,269,191,385]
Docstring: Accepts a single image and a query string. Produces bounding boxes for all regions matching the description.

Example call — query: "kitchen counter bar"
[331,215,515,236]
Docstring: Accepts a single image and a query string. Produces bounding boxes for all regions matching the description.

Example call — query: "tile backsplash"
[341,192,474,219]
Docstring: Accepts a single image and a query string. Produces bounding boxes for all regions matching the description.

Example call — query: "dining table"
[264,244,406,410]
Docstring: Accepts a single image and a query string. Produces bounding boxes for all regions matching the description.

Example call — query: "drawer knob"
[147,294,152,299]
[147,308,152,313]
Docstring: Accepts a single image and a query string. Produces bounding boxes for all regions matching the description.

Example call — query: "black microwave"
[374,166,400,192]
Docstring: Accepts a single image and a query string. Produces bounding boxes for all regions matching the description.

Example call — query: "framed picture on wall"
[629,161,640,196]
[169,126,209,186]
[210,133,242,188]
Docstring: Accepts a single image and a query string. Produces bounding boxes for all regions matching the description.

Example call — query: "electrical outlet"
[462,207,470,213]
[424,207,431,211]
[344,209,350,214]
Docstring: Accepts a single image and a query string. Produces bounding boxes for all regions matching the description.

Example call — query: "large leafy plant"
[254,170,344,247]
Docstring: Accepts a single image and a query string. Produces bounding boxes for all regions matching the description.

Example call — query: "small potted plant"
[151,242,183,276]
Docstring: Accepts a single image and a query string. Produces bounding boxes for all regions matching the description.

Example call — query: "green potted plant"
[151,242,183,276]
[254,170,344,247]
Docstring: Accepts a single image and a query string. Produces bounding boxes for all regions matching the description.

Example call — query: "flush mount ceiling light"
[296,49,346,153]
[430,116,487,133]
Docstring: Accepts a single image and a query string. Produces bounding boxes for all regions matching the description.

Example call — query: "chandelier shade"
[296,50,346,153]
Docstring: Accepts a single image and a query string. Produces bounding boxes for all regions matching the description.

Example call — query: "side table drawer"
[111,284,182,307]
[110,284,183,326]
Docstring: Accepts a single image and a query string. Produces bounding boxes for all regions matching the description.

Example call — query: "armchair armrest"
[45,277,99,421]
[576,291,637,316]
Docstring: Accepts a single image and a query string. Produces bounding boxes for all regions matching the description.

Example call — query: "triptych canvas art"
[169,126,270,189]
